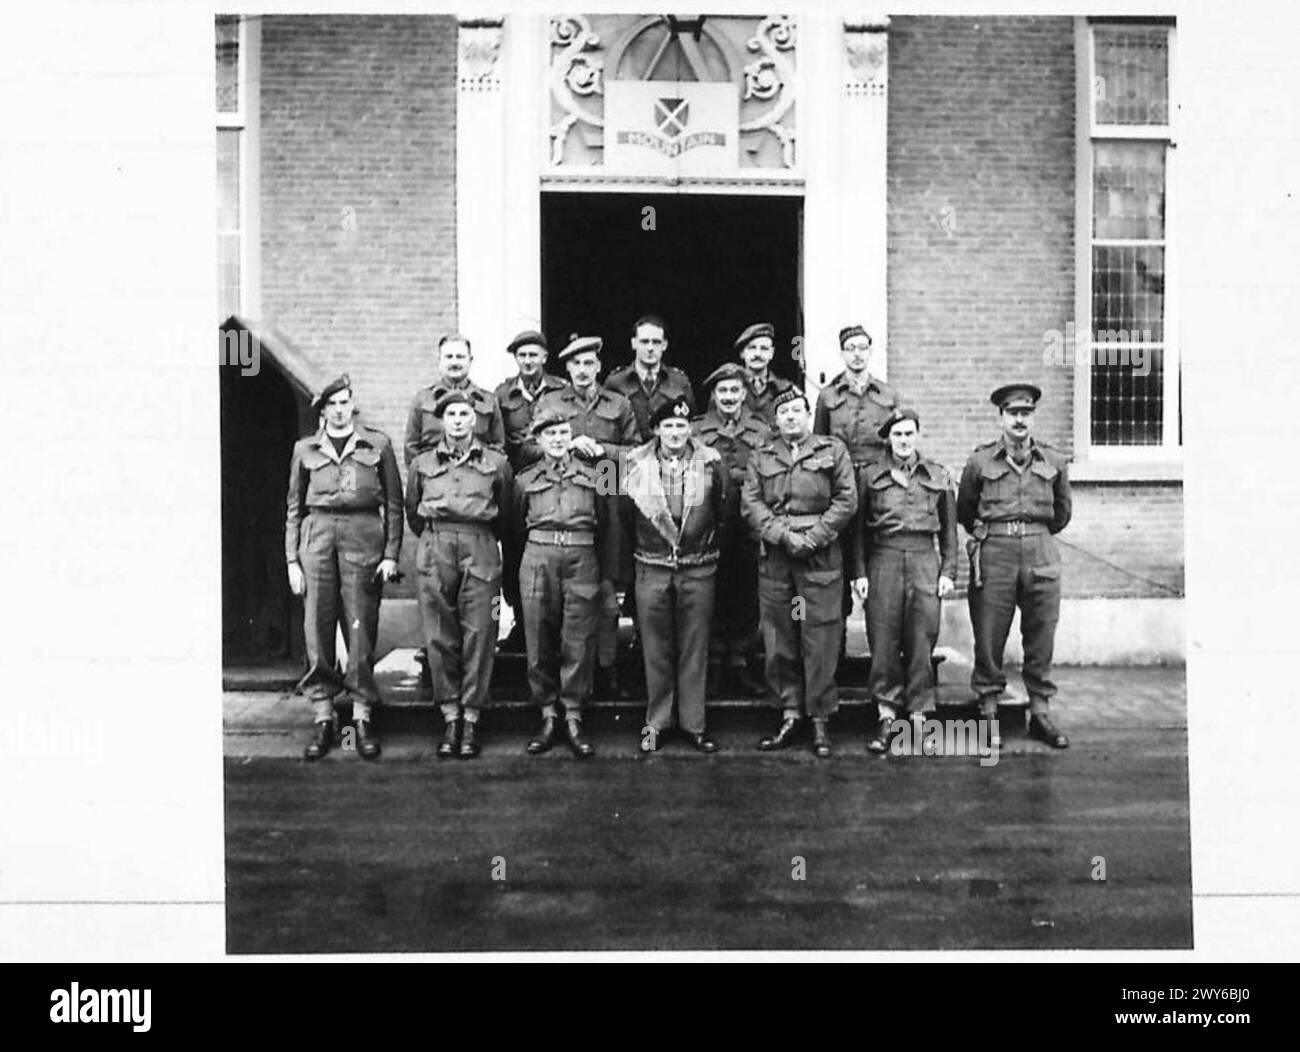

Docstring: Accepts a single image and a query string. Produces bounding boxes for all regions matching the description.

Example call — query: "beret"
[877,406,921,439]
[702,362,747,389]
[433,390,474,417]
[772,386,808,413]
[530,407,570,436]
[733,322,775,354]
[558,334,603,361]
[989,382,1042,409]
[839,324,871,348]
[506,330,549,356]
[312,373,352,414]
[650,397,694,429]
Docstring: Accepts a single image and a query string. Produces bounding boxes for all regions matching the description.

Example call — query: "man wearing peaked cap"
[694,360,771,696]
[529,333,639,698]
[605,314,696,443]
[494,331,569,653]
[814,323,903,656]
[620,393,731,754]
[287,375,403,762]
[847,406,957,753]
[735,321,796,427]
[957,382,1072,749]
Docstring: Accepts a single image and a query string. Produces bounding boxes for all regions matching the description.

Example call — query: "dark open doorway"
[540,192,803,391]
[220,319,314,665]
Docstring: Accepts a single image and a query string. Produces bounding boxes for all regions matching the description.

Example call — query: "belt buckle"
[1010,520,1024,537]
[556,530,570,546]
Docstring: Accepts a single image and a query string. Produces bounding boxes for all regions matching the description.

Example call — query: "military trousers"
[297,509,386,723]
[865,535,941,714]
[520,540,600,718]
[709,537,760,668]
[968,532,1061,712]
[415,522,501,715]
[634,561,716,735]
[758,543,843,720]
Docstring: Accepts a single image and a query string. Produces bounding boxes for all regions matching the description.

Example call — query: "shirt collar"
[635,363,661,388]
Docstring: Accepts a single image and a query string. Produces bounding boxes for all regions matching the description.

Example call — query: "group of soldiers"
[284,315,1072,762]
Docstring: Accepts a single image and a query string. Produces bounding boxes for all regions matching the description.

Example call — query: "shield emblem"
[654,98,689,138]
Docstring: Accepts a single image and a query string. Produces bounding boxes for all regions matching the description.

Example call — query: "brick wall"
[887,15,1076,466]
[260,15,457,449]
[885,16,1182,599]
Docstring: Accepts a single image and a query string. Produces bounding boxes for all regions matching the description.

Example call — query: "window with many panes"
[216,14,243,320]
[1083,19,1178,451]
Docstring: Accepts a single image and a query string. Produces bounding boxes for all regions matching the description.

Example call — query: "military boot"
[304,720,334,761]
[437,718,460,759]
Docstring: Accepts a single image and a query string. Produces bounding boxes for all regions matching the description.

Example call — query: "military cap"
[506,329,549,356]
[558,334,603,361]
[530,407,570,437]
[733,322,775,354]
[702,362,747,390]
[433,389,474,417]
[312,373,352,414]
[839,324,871,348]
[650,397,695,429]
[771,386,808,413]
[990,382,1042,410]
[877,406,921,439]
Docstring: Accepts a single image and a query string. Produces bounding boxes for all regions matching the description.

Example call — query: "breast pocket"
[1028,461,1060,518]
[795,459,833,506]
[979,463,1014,512]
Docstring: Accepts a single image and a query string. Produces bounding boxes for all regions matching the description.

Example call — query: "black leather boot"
[812,718,832,758]
[566,718,595,758]
[459,720,481,759]
[526,716,557,755]
[437,718,460,759]
[355,719,381,760]
[304,720,334,761]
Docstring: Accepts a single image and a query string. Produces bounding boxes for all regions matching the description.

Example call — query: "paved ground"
[224,666,1190,953]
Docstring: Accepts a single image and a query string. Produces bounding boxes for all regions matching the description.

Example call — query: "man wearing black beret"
[848,407,957,752]
[957,383,1073,749]
[286,375,403,761]
[620,397,730,753]
[734,322,795,427]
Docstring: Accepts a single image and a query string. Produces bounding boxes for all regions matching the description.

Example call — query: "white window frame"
[216,14,261,321]
[1072,18,1180,480]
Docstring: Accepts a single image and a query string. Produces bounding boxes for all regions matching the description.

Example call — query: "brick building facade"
[219,11,1184,663]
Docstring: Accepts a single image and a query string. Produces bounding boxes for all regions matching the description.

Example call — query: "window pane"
[1094,24,1168,125]
[1092,244,1164,342]
[216,15,240,113]
[216,129,240,231]
[1091,345,1164,446]
[1093,141,1164,240]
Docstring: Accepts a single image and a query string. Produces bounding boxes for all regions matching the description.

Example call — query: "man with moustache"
[494,330,568,651]
[848,408,957,752]
[508,410,622,758]
[530,335,639,698]
[621,398,730,754]
[693,362,770,696]
[735,322,796,428]
[286,375,403,761]
[814,324,902,644]
[743,388,858,758]
[604,314,696,442]
[406,391,514,760]
[404,333,506,466]
[957,383,1073,749]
